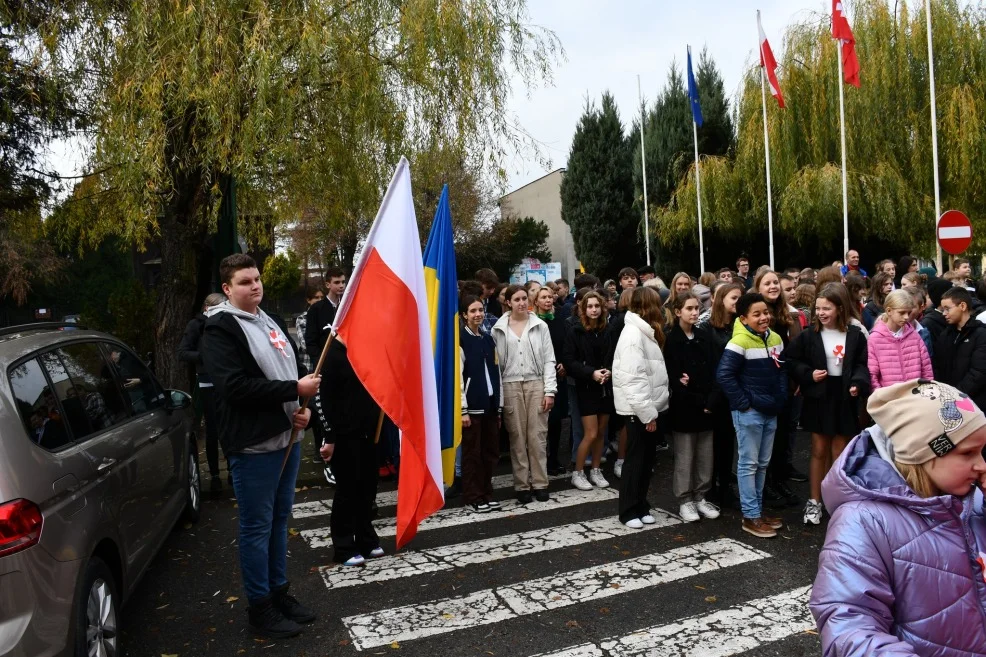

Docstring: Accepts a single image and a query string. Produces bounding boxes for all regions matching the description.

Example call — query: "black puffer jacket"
[933,318,986,412]
[664,325,717,432]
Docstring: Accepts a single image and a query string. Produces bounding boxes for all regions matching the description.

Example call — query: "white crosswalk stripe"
[318,510,681,590]
[292,473,568,519]
[300,486,619,549]
[341,538,770,650]
[530,586,814,657]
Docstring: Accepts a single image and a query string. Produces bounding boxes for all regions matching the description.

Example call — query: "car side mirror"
[166,390,192,411]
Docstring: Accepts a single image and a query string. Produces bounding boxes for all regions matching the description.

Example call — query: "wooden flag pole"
[373,409,385,444]
[278,331,335,479]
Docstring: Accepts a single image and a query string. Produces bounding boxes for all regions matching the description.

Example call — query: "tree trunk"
[154,210,207,391]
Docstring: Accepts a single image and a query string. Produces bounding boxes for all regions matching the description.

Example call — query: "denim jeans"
[732,409,777,520]
[229,442,301,604]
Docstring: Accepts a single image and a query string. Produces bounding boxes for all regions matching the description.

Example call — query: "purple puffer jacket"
[867,320,933,392]
[811,427,986,656]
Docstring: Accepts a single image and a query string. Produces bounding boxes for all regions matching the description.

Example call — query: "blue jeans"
[229,442,301,604]
[732,409,777,520]
[568,381,585,463]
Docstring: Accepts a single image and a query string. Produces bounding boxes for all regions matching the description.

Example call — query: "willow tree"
[657,0,986,261]
[35,0,559,386]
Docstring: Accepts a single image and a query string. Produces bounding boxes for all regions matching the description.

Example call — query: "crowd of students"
[452,253,986,541]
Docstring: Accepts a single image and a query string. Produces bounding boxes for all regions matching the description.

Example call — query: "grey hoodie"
[206,301,300,453]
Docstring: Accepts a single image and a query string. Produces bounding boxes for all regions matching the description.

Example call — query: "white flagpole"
[638,74,651,266]
[758,11,776,271]
[926,1,943,274]
[692,118,705,274]
[837,41,850,258]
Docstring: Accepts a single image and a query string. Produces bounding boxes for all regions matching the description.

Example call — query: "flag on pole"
[833,0,861,87]
[422,185,461,486]
[758,12,785,108]
[686,46,703,127]
[333,157,444,549]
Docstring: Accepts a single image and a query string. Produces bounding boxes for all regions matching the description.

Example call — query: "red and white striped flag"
[833,0,861,87]
[758,12,785,108]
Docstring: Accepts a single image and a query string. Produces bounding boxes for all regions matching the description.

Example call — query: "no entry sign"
[937,210,973,255]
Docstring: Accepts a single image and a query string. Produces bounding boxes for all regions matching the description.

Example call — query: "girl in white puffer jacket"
[613,287,670,528]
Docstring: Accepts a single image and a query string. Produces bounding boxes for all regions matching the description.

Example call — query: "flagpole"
[638,74,651,266]
[926,0,943,274]
[692,118,705,274]
[758,11,776,271]
[837,41,850,258]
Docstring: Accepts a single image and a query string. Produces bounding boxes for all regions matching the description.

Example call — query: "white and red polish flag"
[833,0,861,87]
[758,12,785,108]
[333,157,443,549]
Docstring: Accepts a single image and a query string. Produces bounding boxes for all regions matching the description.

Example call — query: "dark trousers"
[768,403,795,481]
[200,386,223,477]
[547,383,568,470]
[462,413,500,504]
[618,416,656,523]
[330,431,379,562]
[711,406,735,492]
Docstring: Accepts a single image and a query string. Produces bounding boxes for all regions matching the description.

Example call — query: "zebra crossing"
[290,466,821,656]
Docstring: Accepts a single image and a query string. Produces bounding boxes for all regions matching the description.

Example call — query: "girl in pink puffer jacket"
[867,290,933,391]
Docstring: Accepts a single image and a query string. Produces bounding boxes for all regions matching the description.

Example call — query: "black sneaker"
[323,465,336,486]
[762,483,785,507]
[248,597,303,638]
[271,584,316,624]
[786,467,808,483]
[445,477,462,499]
[534,489,550,502]
[487,500,501,510]
[655,441,670,452]
[774,481,801,507]
[516,490,533,504]
[470,502,491,513]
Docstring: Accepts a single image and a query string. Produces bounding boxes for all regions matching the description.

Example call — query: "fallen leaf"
[609,583,620,589]
[598,607,610,614]
[162,654,178,657]
[704,596,717,603]
[551,595,562,601]
[288,528,299,537]
[338,639,351,646]
[225,596,239,603]
[565,620,580,629]
[390,641,401,649]
[694,585,706,590]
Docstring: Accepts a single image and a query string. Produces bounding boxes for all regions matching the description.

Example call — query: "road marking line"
[319,511,681,590]
[530,585,813,657]
[292,473,568,519]
[301,486,619,549]
[342,538,769,650]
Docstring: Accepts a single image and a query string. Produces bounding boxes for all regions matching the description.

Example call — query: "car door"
[99,343,185,558]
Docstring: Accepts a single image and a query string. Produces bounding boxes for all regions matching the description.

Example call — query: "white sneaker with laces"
[613,459,624,478]
[804,499,823,525]
[679,502,700,522]
[640,514,657,525]
[588,468,610,488]
[624,518,644,529]
[694,499,720,519]
[571,470,593,491]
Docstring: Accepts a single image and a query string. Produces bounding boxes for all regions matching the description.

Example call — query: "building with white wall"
[498,168,580,283]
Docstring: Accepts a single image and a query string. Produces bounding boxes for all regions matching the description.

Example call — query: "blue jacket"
[715,319,787,415]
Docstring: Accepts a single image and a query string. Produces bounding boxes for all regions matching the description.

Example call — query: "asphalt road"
[120,430,825,657]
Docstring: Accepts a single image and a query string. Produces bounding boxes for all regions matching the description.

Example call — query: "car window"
[9,357,72,451]
[101,345,165,414]
[54,343,131,436]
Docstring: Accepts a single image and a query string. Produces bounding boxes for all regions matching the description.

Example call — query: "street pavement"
[120,430,825,656]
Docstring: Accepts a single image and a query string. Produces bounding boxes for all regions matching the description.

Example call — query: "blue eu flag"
[687,46,703,127]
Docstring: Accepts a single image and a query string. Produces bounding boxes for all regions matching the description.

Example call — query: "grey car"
[0,323,201,657]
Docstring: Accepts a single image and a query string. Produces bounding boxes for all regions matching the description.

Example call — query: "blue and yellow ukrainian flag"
[423,185,461,486]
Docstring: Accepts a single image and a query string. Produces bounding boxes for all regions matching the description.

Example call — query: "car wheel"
[183,440,201,524]
[75,557,119,657]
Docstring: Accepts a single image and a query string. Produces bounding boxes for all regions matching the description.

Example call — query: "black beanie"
[928,278,954,308]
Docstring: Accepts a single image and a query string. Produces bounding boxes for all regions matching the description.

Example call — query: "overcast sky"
[500,0,836,192]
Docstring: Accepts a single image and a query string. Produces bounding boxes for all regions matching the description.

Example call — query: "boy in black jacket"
[933,287,986,412]
[202,255,321,639]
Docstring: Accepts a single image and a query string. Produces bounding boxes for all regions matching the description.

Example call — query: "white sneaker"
[694,499,720,519]
[588,468,610,488]
[679,502,700,522]
[624,518,644,529]
[640,514,657,525]
[804,499,823,525]
[571,470,593,491]
[613,459,624,478]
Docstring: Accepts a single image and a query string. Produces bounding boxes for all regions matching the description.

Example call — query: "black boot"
[774,480,801,507]
[248,595,303,638]
[445,476,462,499]
[271,583,316,624]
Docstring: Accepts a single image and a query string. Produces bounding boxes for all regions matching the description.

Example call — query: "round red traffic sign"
[937,210,973,255]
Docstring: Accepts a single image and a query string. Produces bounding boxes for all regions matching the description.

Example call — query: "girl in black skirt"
[563,290,614,491]
[786,283,869,526]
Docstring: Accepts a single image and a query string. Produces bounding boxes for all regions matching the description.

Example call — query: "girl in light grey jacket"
[491,284,557,503]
